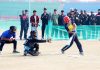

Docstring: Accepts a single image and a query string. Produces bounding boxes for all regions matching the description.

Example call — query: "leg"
[24,27,28,39]
[0,41,5,51]
[46,24,49,39]
[8,40,19,53]
[74,34,83,54]
[28,44,39,56]
[42,24,46,39]
[0,40,19,53]
[20,26,24,40]
[12,40,17,52]
[35,28,38,39]
[33,43,39,53]
[51,26,54,38]
[24,46,30,56]
[61,35,75,53]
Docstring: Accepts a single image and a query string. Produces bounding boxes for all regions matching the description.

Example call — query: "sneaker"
[32,52,40,56]
[0,51,1,55]
[41,38,44,40]
[24,50,28,56]
[24,52,27,56]
[79,52,84,56]
[13,51,20,53]
[29,51,40,56]
[24,38,27,40]
[36,51,40,55]
[19,36,22,40]
[61,50,64,54]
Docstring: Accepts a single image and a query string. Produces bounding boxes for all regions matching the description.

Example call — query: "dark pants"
[29,43,39,53]
[20,26,28,39]
[62,33,83,53]
[0,40,17,51]
[42,24,47,39]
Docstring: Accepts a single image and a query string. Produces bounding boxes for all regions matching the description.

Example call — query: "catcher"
[24,31,51,56]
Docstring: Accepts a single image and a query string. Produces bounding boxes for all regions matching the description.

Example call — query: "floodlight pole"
[28,0,31,30]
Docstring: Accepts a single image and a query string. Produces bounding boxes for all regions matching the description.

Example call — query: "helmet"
[30,31,37,38]
[63,16,70,23]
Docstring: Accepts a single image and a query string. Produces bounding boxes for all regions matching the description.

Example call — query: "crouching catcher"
[24,31,51,56]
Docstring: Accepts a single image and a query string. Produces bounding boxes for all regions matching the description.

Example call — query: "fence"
[45,25,100,40]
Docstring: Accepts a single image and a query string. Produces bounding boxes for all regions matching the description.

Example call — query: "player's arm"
[1,33,13,41]
[1,37,9,41]
[30,16,34,26]
[1,37,14,41]
[27,39,51,43]
[73,23,77,29]
[41,14,44,20]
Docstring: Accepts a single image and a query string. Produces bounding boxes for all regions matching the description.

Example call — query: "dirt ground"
[0,39,100,70]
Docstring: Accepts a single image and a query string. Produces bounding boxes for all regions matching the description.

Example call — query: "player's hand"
[9,38,15,42]
[8,39,13,42]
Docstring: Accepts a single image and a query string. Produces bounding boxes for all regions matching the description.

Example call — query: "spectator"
[74,9,80,25]
[19,10,29,40]
[79,10,85,25]
[74,9,79,17]
[95,9,100,25]
[46,12,52,38]
[58,10,65,26]
[51,9,59,38]
[41,8,49,39]
[83,10,89,25]
[67,8,74,17]
[89,11,96,25]
[51,9,59,25]
[30,10,39,38]
[69,10,76,25]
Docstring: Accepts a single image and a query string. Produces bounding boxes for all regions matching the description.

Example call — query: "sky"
[0,0,99,2]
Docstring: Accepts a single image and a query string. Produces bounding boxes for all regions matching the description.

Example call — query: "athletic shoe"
[24,50,28,56]
[79,52,84,56]
[41,38,44,40]
[0,51,1,55]
[19,36,22,40]
[32,52,40,56]
[13,51,20,53]
[61,50,64,54]
[24,38,27,40]
[29,51,40,56]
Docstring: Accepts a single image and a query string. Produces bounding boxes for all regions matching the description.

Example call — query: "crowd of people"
[51,8,100,25]
[19,8,100,40]
[67,9,100,25]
